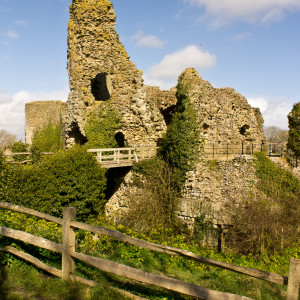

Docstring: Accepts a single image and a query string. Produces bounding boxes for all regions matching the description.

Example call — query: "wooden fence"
[2,151,54,164]
[0,201,299,299]
[87,147,157,168]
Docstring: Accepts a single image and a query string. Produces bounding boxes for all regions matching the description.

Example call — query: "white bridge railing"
[87,147,157,168]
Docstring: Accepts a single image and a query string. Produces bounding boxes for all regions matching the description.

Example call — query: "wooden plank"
[70,220,288,285]
[287,258,300,300]
[73,251,252,300]
[0,246,145,300]
[62,208,76,280]
[0,246,62,277]
[0,226,62,253]
[0,201,63,225]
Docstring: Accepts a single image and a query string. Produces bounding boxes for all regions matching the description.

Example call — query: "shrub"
[227,153,300,254]
[122,157,184,241]
[10,141,28,162]
[31,122,63,152]
[0,145,107,221]
[85,108,121,149]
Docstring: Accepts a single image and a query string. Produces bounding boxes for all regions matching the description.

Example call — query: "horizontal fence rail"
[87,147,157,168]
[203,142,287,159]
[3,142,298,168]
[1,201,299,299]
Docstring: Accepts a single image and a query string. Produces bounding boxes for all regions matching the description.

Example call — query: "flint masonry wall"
[65,0,167,148]
[25,101,66,144]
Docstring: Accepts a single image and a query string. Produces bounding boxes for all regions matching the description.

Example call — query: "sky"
[0,0,300,140]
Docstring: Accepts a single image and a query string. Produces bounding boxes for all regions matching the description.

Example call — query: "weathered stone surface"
[65,0,167,147]
[25,101,66,144]
[177,68,265,148]
[105,155,260,229]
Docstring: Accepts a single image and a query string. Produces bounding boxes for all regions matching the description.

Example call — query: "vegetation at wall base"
[227,152,300,255]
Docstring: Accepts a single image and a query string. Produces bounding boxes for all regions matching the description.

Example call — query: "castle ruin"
[25,0,266,229]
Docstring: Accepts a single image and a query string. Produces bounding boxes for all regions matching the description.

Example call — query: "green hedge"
[0,145,107,221]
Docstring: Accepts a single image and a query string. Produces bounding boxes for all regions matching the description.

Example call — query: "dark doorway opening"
[115,132,125,147]
[91,73,111,101]
[160,105,176,125]
[69,123,88,145]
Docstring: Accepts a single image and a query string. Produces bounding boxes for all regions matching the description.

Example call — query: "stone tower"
[65,0,166,147]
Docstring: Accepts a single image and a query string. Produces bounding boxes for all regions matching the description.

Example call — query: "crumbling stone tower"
[177,69,265,147]
[65,0,166,147]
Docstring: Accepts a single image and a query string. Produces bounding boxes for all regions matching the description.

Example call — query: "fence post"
[62,207,76,281]
[287,258,300,300]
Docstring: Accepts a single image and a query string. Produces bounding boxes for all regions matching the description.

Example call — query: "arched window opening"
[91,73,112,101]
[240,124,250,136]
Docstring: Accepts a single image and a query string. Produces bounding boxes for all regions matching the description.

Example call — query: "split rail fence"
[0,201,300,299]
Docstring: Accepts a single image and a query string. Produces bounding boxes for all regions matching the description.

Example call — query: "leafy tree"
[0,145,107,221]
[85,108,121,149]
[31,122,63,152]
[158,82,202,191]
[287,102,300,155]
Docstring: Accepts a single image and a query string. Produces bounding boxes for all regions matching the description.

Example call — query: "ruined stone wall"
[65,0,167,147]
[105,155,260,229]
[178,69,265,149]
[25,101,66,144]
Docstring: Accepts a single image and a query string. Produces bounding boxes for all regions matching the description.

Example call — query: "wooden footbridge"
[87,147,157,168]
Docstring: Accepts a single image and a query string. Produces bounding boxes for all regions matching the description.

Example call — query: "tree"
[287,102,300,155]
[0,129,16,150]
[158,82,202,191]
[264,126,288,143]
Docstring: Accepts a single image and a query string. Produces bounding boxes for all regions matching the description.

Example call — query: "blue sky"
[0,0,300,139]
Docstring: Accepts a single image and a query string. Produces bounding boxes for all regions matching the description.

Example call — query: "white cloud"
[7,29,19,39]
[13,20,28,27]
[232,32,252,41]
[146,45,216,84]
[185,0,300,25]
[0,41,9,47]
[248,96,295,129]
[132,30,166,48]
[0,88,69,140]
